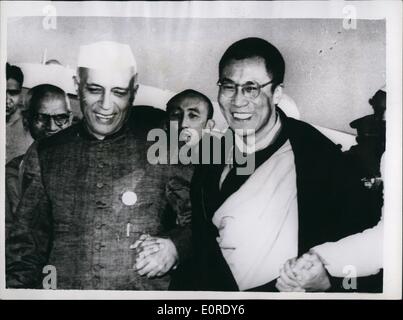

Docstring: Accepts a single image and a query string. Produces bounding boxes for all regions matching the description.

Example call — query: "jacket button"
[94,243,104,251]
[96,200,106,205]
[93,276,101,288]
[93,264,104,272]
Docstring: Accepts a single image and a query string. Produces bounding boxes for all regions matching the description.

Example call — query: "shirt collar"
[7,109,22,127]
[77,120,130,141]
[234,111,282,154]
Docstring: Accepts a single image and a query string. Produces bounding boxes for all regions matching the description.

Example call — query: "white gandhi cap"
[77,41,137,72]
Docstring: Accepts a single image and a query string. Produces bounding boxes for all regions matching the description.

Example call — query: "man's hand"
[276,257,306,292]
[293,252,331,292]
[276,253,331,292]
[130,234,179,278]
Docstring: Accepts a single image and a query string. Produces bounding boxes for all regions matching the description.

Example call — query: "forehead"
[37,96,69,114]
[80,67,135,87]
[171,97,209,114]
[221,57,270,82]
[7,78,21,90]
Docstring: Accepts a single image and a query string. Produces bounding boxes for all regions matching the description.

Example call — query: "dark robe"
[184,108,381,292]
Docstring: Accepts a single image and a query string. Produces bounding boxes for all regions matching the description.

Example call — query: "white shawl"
[212,140,299,290]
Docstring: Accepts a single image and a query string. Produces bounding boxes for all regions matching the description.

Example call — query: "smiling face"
[30,96,72,140]
[168,96,213,146]
[77,67,137,139]
[218,57,282,140]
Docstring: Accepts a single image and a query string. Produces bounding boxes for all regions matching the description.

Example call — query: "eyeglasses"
[7,89,22,96]
[34,113,71,127]
[217,80,273,99]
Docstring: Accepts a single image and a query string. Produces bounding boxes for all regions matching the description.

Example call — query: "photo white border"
[0,0,401,300]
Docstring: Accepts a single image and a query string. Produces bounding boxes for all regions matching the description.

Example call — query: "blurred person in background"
[5,84,73,219]
[6,63,33,163]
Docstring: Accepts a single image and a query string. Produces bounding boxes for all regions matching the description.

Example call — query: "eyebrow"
[186,107,201,114]
[220,78,257,85]
[220,78,235,83]
[85,83,102,88]
[85,83,129,91]
[37,112,70,116]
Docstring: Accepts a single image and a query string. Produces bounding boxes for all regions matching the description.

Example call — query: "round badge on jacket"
[121,190,137,206]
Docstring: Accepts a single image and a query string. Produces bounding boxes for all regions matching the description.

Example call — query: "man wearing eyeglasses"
[5,84,73,217]
[5,63,33,163]
[25,84,73,140]
[189,37,380,292]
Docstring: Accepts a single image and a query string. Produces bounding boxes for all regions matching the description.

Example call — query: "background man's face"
[78,68,135,139]
[218,57,278,138]
[168,97,211,146]
[30,96,72,140]
[6,78,22,121]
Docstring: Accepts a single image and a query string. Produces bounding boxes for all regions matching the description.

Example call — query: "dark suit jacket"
[185,108,381,292]
[6,106,193,290]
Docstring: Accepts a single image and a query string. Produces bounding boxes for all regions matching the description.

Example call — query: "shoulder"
[36,123,82,153]
[129,105,167,131]
[6,154,24,170]
[283,116,343,158]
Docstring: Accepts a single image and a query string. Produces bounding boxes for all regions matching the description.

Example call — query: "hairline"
[29,86,71,114]
[167,92,214,120]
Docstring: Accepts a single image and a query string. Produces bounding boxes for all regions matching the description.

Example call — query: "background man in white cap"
[6,41,191,290]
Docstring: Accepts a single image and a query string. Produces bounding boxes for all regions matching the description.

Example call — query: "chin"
[230,122,256,132]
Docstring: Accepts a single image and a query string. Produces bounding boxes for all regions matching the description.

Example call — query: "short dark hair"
[218,37,285,92]
[369,89,386,117]
[166,89,214,120]
[6,62,24,87]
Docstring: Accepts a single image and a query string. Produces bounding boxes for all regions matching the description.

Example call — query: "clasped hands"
[275,251,331,292]
[130,234,178,278]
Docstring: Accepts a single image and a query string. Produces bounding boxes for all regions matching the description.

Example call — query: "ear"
[73,75,80,96]
[206,119,215,130]
[272,84,283,105]
[68,112,74,125]
[132,73,139,97]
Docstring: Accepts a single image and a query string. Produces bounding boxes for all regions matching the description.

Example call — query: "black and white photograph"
[0,1,401,300]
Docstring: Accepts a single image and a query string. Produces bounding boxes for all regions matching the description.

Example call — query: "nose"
[181,115,190,129]
[6,93,12,106]
[49,118,59,132]
[232,87,248,108]
[100,92,113,112]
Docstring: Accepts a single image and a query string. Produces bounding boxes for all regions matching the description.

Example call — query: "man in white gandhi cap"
[6,41,192,290]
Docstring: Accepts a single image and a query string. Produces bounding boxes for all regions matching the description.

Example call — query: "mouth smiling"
[95,112,115,123]
[232,112,253,121]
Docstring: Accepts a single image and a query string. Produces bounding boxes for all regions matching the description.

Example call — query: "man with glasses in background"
[5,84,73,218]
[188,37,380,292]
